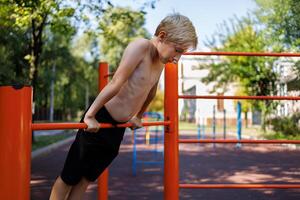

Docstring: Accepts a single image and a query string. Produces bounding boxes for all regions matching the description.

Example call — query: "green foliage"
[98,6,150,70]
[0,0,95,120]
[148,89,164,112]
[268,113,300,136]
[204,17,278,97]
[0,1,30,85]
[234,87,251,113]
[255,0,300,49]
[32,131,74,151]
[203,16,280,130]
[0,0,157,121]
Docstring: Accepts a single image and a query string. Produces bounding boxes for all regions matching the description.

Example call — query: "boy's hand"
[129,116,143,130]
[83,115,100,133]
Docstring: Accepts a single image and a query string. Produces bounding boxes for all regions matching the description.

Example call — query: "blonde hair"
[155,13,198,50]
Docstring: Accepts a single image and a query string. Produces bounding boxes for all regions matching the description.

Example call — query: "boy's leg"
[67,177,90,200]
[50,176,72,200]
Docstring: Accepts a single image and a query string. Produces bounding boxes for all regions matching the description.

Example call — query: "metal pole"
[236,101,242,148]
[0,85,32,200]
[97,62,109,200]
[178,95,300,100]
[183,51,300,57]
[223,109,226,139]
[164,63,179,200]
[213,105,216,148]
[49,64,55,122]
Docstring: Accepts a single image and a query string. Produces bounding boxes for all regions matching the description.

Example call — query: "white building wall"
[178,56,246,125]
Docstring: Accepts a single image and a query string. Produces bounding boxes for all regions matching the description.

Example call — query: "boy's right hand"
[83,116,100,133]
[129,116,143,130]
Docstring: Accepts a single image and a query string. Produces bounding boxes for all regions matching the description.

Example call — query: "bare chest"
[129,59,163,88]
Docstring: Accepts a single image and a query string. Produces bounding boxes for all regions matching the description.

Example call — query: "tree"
[148,89,164,112]
[202,17,278,129]
[98,6,150,70]
[255,0,300,49]
[0,0,158,122]
[0,1,76,97]
[255,0,300,92]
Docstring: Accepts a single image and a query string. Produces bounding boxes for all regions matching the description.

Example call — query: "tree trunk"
[29,15,47,143]
[245,111,248,128]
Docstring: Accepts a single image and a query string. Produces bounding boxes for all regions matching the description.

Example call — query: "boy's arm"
[84,39,149,132]
[128,82,159,130]
[135,81,159,119]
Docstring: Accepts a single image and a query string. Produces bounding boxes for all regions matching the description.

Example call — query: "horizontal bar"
[31,121,171,131]
[179,184,300,189]
[178,95,300,100]
[136,161,164,164]
[183,52,300,57]
[178,139,300,144]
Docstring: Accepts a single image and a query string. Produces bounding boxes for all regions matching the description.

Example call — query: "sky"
[109,0,258,50]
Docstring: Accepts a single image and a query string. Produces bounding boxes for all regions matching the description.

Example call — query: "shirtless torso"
[105,39,164,122]
[105,44,164,122]
[84,36,182,131]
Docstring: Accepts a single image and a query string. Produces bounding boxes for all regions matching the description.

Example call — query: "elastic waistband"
[101,106,126,124]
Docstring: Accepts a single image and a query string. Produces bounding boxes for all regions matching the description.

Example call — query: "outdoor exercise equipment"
[1,52,300,200]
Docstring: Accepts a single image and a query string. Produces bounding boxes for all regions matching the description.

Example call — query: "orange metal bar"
[31,121,171,130]
[179,95,300,100]
[183,51,300,57]
[98,62,109,200]
[179,184,300,189]
[178,139,300,144]
[0,86,32,200]
[164,63,179,200]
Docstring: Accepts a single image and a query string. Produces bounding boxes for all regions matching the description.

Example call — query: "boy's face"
[156,32,187,64]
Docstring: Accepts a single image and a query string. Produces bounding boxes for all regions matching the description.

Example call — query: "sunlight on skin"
[30,179,47,185]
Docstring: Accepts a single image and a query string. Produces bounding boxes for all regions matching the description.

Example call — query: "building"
[178,56,251,127]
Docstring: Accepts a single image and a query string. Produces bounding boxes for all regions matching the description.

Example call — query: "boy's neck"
[150,37,159,48]
[149,37,163,65]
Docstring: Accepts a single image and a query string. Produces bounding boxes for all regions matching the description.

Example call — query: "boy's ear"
[157,31,167,41]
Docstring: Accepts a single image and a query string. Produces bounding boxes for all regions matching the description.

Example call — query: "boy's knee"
[56,176,72,188]
[50,177,72,200]
[60,174,82,186]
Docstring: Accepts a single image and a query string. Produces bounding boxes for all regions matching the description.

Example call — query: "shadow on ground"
[31,132,300,200]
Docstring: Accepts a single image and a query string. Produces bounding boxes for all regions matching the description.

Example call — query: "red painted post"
[97,62,109,200]
[164,63,179,200]
[0,86,32,200]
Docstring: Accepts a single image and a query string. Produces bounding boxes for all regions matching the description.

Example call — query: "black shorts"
[60,106,126,185]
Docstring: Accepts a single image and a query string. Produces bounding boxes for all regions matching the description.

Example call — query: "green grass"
[32,131,74,151]
[178,121,276,138]
[263,132,300,140]
[179,121,198,130]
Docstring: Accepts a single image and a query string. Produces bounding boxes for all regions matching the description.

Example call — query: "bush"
[268,113,300,136]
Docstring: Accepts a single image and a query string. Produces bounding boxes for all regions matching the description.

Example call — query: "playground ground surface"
[31,129,300,200]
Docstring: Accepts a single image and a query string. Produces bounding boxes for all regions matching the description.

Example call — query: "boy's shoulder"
[129,38,158,61]
[126,38,158,62]
[129,38,151,51]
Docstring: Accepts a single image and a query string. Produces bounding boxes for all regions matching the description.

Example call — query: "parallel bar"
[179,95,300,100]
[179,184,300,189]
[178,139,300,144]
[0,86,32,200]
[183,52,300,57]
[31,121,171,131]
[164,62,179,200]
[98,62,109,200]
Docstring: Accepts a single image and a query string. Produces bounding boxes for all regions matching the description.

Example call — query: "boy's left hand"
[129,116,143,130]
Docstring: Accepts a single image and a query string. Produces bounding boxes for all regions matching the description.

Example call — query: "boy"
[50,13,197,199]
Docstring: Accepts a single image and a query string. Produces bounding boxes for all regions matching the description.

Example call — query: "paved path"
[31,130,300,200]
